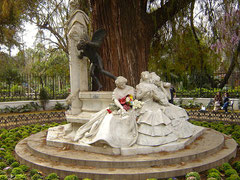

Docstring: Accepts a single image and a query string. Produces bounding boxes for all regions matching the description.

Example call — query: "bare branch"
[149,0,194,35]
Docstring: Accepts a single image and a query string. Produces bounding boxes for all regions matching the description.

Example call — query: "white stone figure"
[73,76,138,148]
[136,71,197,146]
[150,72,171,101]
[136,71,178,146]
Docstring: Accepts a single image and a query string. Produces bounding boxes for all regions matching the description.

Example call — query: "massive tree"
[90,0,195,90]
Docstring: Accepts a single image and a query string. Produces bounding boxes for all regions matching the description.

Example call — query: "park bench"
[200,99,234,112]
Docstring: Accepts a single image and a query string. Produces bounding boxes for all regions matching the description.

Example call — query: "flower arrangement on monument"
[107,94,143,114]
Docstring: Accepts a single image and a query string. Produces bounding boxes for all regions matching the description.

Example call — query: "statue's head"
[140,71,151,82]
[115,76,127,89]
[150,72,160,83]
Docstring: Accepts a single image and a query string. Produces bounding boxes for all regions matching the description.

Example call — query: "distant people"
[213,92,222,111]
[169,86,176,104]
[222,92,230,113]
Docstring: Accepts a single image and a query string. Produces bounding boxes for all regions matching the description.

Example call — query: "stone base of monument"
[66,91,112,123]
[15,128,237,180]
[45,124,205,156]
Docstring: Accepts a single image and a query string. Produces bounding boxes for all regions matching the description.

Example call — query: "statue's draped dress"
[73,85,138,148]
[136,82,195,146]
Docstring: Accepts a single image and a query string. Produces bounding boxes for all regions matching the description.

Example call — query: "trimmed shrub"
[222,163,232,171]
[185,172,200,180]
[30,169,40,177]
[6,156,16,165]
[232,161,240,173]
[226,174,240,180]
[11,167,24,176]
[14,174,27,180]
[45,173,59,180]
[208,168,221,175]
[0,151,5,158]
[19,165,29,172]
[207,172,221,180]
[64,175,79,180]
[11,162,20,168]
[225,168,238,177]
[0,163,7,170]
[31,173,43,180]
[0,175,7,180]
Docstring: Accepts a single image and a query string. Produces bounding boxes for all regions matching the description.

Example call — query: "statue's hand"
[119,108,127,115]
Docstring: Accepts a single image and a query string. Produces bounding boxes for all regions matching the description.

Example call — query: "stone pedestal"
[67,10,89,115]
[66,91,112,124]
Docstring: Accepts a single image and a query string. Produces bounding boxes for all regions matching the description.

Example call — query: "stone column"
[67,4,89,115]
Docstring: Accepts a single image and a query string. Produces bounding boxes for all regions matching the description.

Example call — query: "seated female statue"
[136,71,196,146]
[73,76,138,148]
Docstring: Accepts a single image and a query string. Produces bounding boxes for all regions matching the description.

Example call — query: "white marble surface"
[67,9,89,115]
[46,123,205,155]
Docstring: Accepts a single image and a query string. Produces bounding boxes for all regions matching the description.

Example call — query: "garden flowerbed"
[0,120,239,179]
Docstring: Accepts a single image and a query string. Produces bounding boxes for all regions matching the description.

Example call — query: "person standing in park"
[213,92,222,111]
[222,92,230,113]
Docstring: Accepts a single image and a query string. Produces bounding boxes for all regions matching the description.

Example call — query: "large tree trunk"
[90,0,194,90]
[90,0,152,90]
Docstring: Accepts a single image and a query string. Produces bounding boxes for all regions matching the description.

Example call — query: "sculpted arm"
[112,91,125,111]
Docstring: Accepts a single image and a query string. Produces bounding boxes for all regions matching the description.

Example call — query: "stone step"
[15,133,237,180]
[26,129,224,168]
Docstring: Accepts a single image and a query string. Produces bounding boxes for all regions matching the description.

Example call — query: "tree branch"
[149,0,194,35]
[38,24,68,54]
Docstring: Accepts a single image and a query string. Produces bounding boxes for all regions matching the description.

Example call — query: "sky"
[10,23,38,56]
[22,23,38,49]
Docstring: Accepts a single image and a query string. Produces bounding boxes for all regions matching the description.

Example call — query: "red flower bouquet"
[119,94,133,111]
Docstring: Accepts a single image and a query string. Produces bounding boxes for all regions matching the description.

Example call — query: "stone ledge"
[15,130,237,180]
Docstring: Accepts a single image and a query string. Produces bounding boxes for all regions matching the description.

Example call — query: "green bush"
[225,168,238,177]
[54,102,66,110]
[11,162,20,168]
[45,173,59,180]
[30,169,40,177]
[0,162,7,170]
[226,174,240,180]
[39,88,49,110]
[0,171,5,175]
[232,161,240,173]
[0,151,6,158]
[185,172,200,180]
[11,167,24,176]
[64,175,79,180]
[0,175,7,180]
[19,165,29,172]
[207,172,221,180]
[31,173,43,180]
[222,163,232,171]
[14,174,27,180]
[207,168,221,175]
[6,156,16,165]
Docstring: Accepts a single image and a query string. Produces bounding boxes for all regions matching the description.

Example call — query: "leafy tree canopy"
[0,0,41,49]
